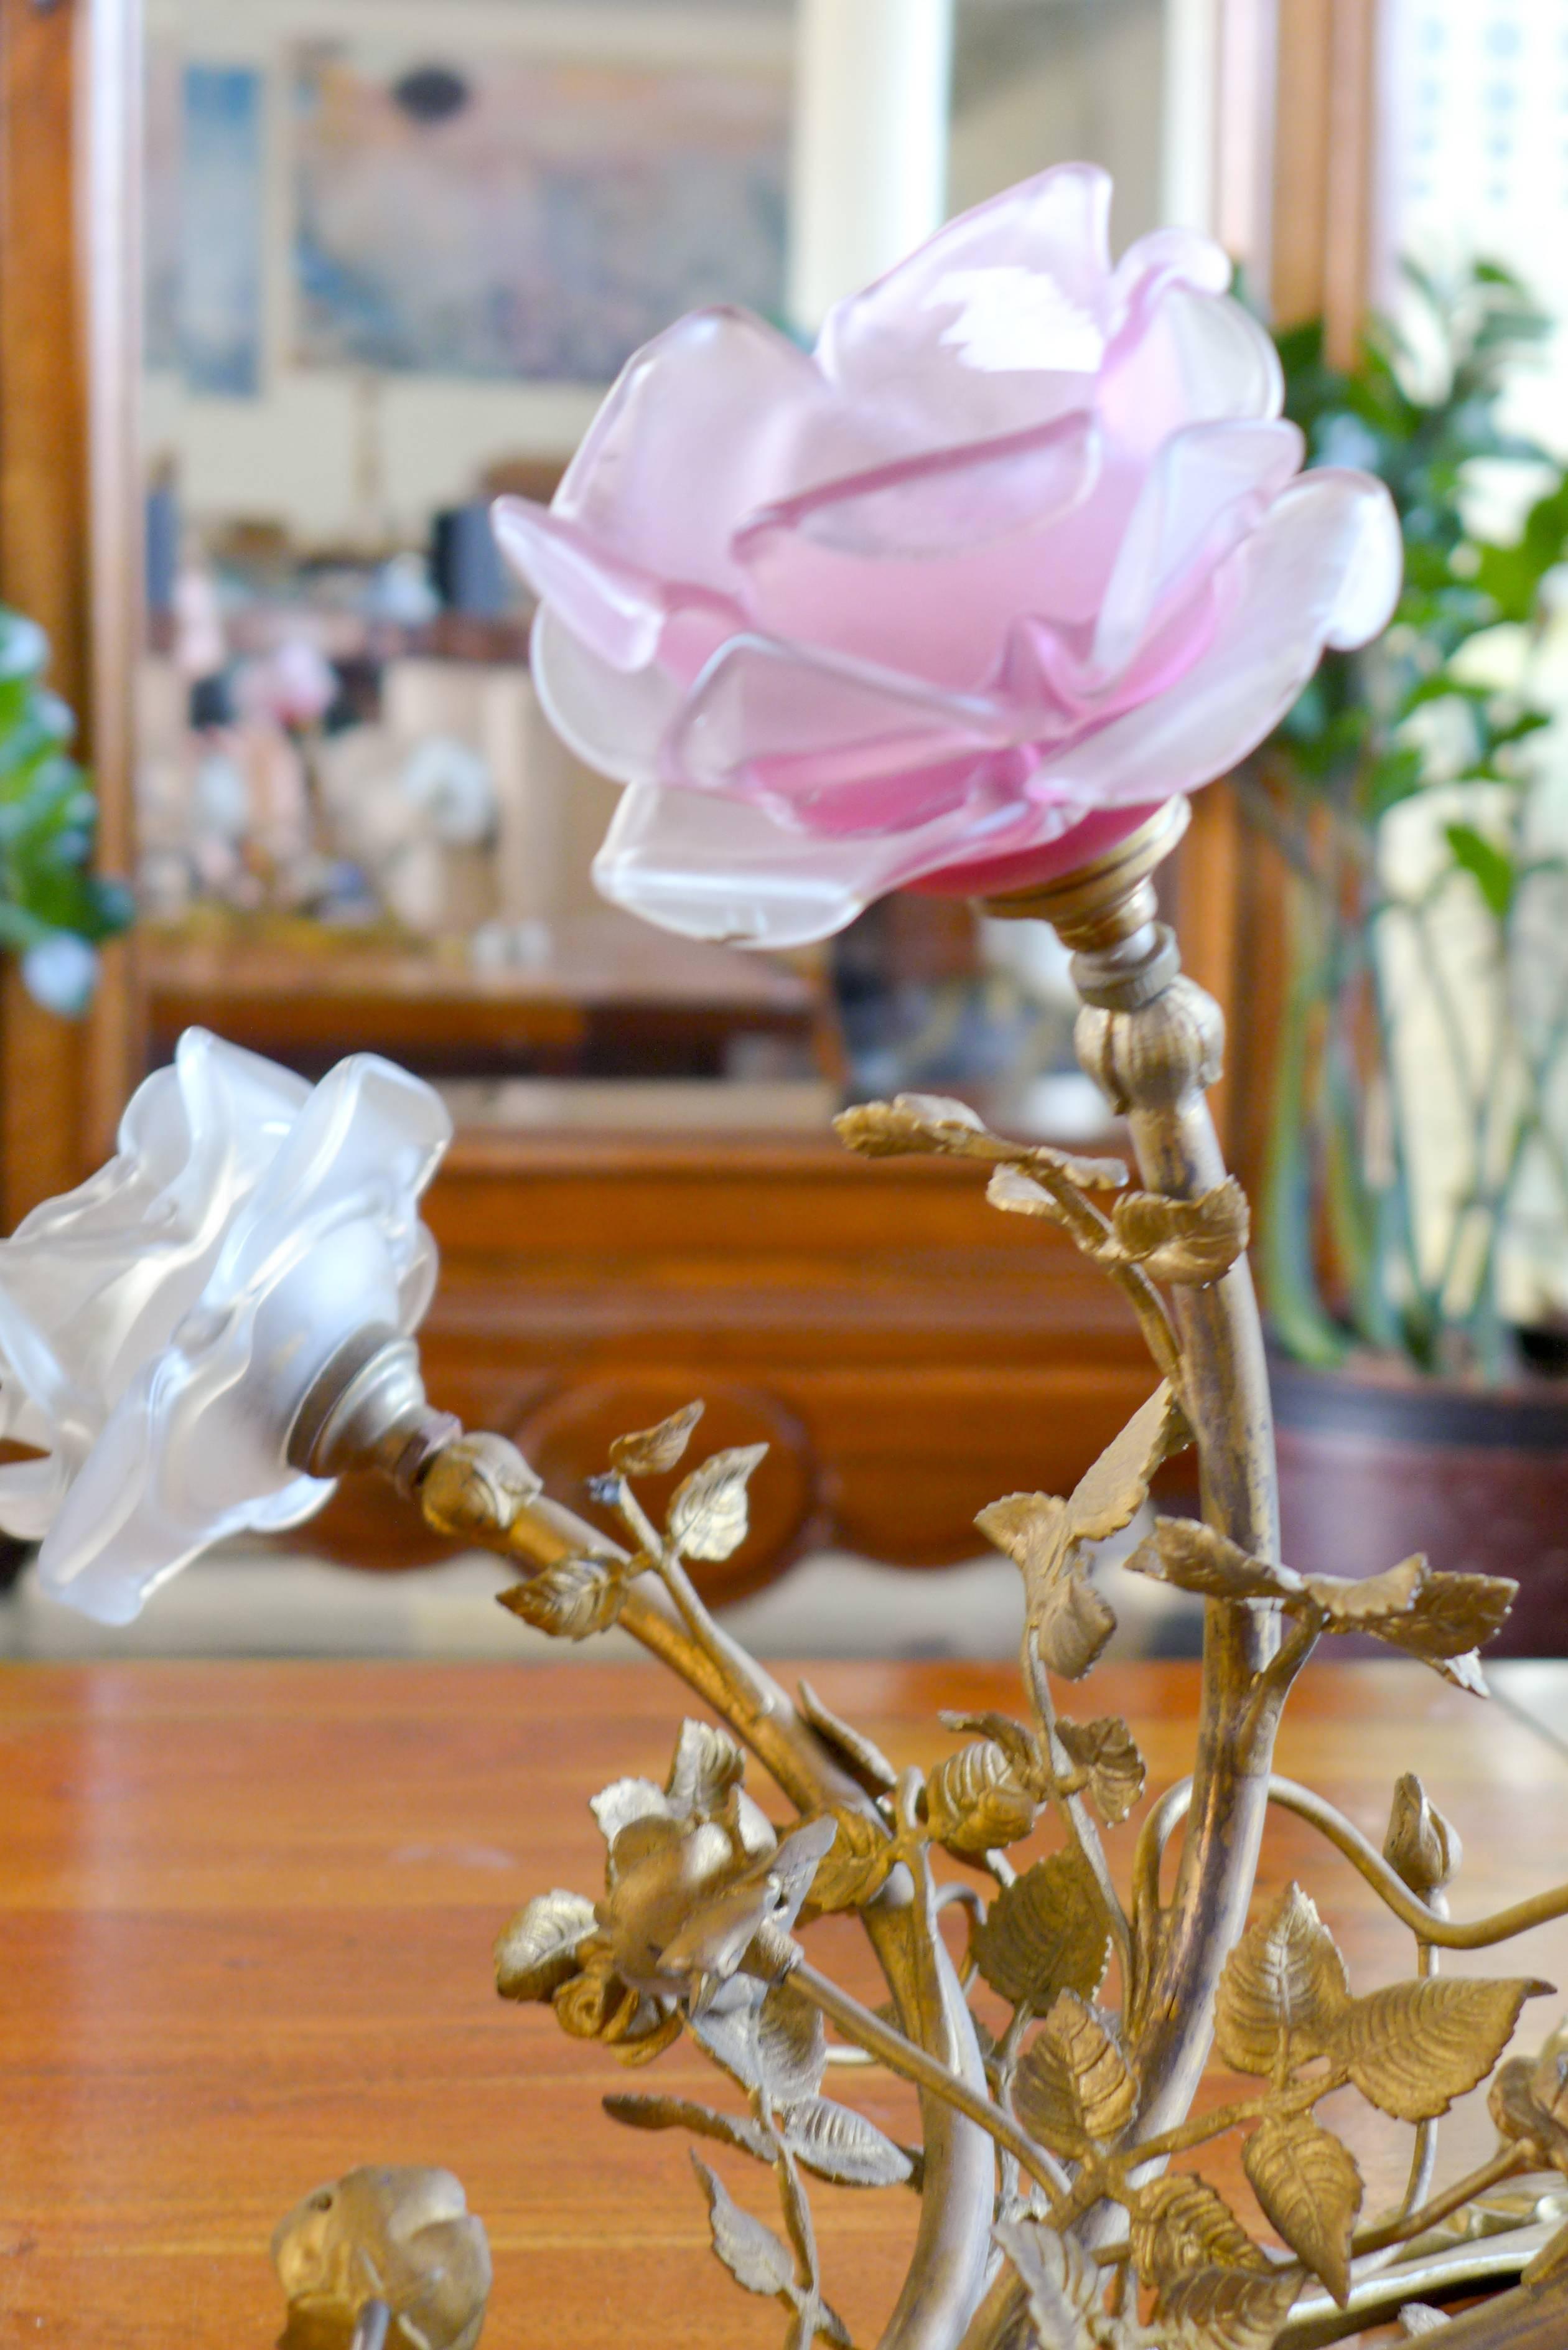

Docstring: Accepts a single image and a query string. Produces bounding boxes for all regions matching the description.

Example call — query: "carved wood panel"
[304,1133,1165,1586]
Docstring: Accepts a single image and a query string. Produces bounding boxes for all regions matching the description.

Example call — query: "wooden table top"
[3,1659,1567,2349]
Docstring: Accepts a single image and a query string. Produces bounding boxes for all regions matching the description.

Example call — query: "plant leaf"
[1490,2042,1568,2174]
[976,1489,1070,1584]
[498,1553,625,1639]
[976,1491,1117,1680]
[1038,1573,1118,1682]
[1213,1885,1350,2076]
[494,1888,597,2001]
[1066,1382,1190,1543]
[925,1740,1038,1857]
[692,1979,829,2111]
[1014,1992,1137,2154]
[834,1093,1126,1191]
[993,2217,1106,2349]
[604,2092,773,2162]
[1331,1975,1549,2120]
[1368,1568,1516,1669]
[665,1718,747,1815]
[1126,1519,1302,1605]
[1242,2114,1363,2304]
[1301,1553,1427,1627]
[759,1979,829,2104]
[590,1776,671,1847]
[1445,820,1516,919]
[1111,1179,1251,1285]
[1155,2263,1302,2349]
[786,2096,913,2187]
[973,1848,1112,2011]
[986,1164,1073,1225]
[691,2155,796,2299]
[1302,1555,1516,1685]
[1055,1717,1147,1825]
[796,1679,898,1795]
[834,1092,987,1158]
[1131,2174,1271,2288]
[667,1444,769,1562]
[610,1400,705,1476]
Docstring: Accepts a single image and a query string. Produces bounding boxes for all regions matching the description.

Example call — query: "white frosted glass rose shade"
[0,1029,451,1623]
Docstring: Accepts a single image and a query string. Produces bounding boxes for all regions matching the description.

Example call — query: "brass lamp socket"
[977,797,1189,1009]
[284,1325,461,1492]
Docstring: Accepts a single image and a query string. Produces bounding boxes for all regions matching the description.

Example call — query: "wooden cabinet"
[0,0,1372,1587]
[312,1131,1170,1590]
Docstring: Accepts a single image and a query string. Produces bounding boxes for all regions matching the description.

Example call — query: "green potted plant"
[0,602,131,1014]
[0,601,131,1588]
[1250,259,1568,1644]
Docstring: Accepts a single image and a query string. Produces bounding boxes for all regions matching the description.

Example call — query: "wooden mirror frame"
[0,0,1378,1578]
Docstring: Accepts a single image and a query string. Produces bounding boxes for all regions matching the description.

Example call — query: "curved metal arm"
[1266,1777,1568,1950]
[1134,1772,1568,1954]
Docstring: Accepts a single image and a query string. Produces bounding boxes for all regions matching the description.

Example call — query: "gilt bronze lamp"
[4,165,1568,2350]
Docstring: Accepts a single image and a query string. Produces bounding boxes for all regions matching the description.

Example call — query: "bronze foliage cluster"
[464,1093,1568,2350]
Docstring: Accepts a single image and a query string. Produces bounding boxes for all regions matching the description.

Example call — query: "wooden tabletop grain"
[2,1659,1566,2349]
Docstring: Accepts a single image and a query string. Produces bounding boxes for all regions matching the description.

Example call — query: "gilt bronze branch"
[291,808,1568,2350]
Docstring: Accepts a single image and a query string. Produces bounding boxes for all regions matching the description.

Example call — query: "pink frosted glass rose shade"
[493,162,1401,949]
[0,1028,450,1623]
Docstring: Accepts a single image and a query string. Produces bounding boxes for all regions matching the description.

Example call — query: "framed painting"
[292,42,790,385]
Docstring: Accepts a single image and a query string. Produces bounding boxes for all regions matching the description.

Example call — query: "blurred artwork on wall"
[145,52,266,397]
[291,43,789,385]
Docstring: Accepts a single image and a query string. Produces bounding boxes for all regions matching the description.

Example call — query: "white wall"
[151,0,1188,543]
[146,0,793,539]
[949,0,1167,246]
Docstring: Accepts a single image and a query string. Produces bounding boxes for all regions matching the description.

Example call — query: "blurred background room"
[2,0,1567,1662]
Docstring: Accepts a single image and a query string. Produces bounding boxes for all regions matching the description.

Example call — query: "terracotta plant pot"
[1271,1355,1568,1657]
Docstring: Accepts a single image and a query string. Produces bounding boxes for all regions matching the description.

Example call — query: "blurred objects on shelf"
[138,909,834,1088]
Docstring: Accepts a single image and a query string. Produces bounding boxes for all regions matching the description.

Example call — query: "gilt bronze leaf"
[1213,1885,1350,2076]
[1155,2262,1302,2350]
[1014,1991,1137,2153]
[1241,2113,1363,2304]
[802,1807,894,1915]
[498,1553,623,1639]
[692,2155,796,2298]
[493,1889,597,2003]
[1333,1975,1551,2120]
[992,2217,1106,2350]
[785,2097,914,2188]
[834,1093,1127,1191]
[1131,2174,1271,2288]
[610,1400,705,1477]
[665,1718,747,1816]
[1127,1519,1301,1606]
[1055,1717,1147,1825]
[667,1444,769,1562]
[973,1848,1112,2010]
[1109,1177,1250,1284]
[1066,1382,1188,1543]
[604,2093,773,2162]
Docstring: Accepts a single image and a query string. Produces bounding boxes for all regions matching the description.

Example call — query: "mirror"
[136,0,1179,1145]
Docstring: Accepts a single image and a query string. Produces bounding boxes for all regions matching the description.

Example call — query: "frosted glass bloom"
[0,1027,450,1622]
[495,164,1401,947]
